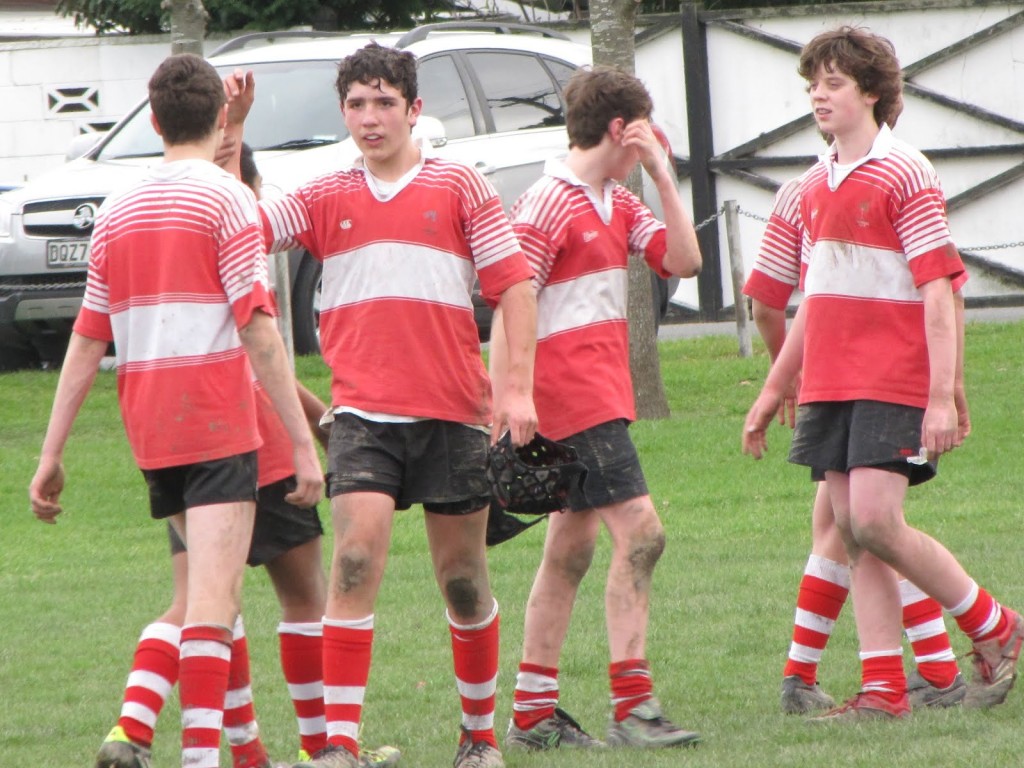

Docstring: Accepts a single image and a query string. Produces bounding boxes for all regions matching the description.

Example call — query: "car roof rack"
[209,29,355,58]
[395,21,570,48]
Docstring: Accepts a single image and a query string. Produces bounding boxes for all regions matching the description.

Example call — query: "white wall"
[0,34,220,186]
[1,3,1020,303]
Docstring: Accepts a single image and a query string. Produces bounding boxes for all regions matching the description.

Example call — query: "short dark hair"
[798,26,904,129]
[336,42,417,105]
[563,66,653,149]
[148,53,226,145]
[239,142,259,191]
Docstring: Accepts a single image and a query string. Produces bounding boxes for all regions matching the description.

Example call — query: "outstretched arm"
[29,332,108,523]
[217,69,255,178]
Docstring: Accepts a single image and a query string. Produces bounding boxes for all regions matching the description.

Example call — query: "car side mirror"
[414,116,447,149]
[65,132,106,162]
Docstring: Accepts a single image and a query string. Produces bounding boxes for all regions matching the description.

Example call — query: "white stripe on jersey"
[468,202,524,271]
[320,242,475,312]
[537,267,627,340]
[804,240,919,302]
[261,194,310,254]
[110,301,241,366]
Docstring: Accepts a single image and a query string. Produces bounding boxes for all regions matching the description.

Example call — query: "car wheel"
[291,253,322,356]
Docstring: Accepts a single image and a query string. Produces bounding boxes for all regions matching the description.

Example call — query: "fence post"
[724,200,752,358]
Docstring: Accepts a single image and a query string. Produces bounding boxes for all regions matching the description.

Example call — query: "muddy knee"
[628,525,665,580]
[335,551,372,594]
[445,576,481,620]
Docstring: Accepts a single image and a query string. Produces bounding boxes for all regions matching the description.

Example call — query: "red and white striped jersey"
[746,126,965,408]
[259,157,532,426]
[742,176,804,311]
[75,159,273,469]
[511,159,669,440]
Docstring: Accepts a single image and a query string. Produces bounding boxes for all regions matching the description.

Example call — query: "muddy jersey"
[259,156,532,426]
[511,159,669,440]
[75,159,273,469]
[775,126,965,408]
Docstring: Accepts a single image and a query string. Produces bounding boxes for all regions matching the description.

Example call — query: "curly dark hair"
[798,26,903,129]
[336,42,418,105]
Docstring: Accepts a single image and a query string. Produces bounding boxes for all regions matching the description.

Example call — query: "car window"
[98,59,344,160]
[544,57,577,93]
[417,54,475,141]
[466,52,565,134]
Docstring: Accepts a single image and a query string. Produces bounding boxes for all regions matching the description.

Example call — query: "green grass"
[3,322,1024,767]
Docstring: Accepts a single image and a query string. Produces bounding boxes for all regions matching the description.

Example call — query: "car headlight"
[0,197,14,239]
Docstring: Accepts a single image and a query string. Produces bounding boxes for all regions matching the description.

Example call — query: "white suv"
[0,22,675,367]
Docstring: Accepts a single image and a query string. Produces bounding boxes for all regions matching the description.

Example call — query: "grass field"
[2,321,1023,767]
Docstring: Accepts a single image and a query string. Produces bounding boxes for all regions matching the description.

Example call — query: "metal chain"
[695,202,1021,253]
[958,241,1024,252]
[692,205,725,232]
[735,205,770,225]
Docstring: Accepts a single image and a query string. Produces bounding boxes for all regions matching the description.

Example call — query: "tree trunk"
[163,0,207,56]
[590,0,671,420]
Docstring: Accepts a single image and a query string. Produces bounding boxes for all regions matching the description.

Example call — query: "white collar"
[543,157,616,224]
[820,124,894,190]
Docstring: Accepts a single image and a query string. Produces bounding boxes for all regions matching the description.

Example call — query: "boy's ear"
[608,117,626,143]
[149,111,163,137]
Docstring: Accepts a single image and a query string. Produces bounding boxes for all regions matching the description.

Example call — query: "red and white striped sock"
[609,659,653,722]
[224,615,269,768]
[512,663,559,731]
[860,649,906,701]
[948,581,1006,641]
[783,555,850,686]
[322,615,373,757]
[180,623,234,768]
[279,621,326,758]
[116,622,181,748]
[449,601,499,748]
[899,579,958,689]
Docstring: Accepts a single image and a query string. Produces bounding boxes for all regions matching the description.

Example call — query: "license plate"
[47,239,90,268]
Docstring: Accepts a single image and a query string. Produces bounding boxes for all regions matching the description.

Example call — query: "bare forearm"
[39,333,107,460]
[653,173,702,278]
[922,280,956,401]
[487,306,510,403]
[763,303,805,396]
[240,312,315,452]
[495,281,536,398]
[751,300,787,362]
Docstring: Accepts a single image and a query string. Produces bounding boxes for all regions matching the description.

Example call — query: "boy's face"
[341,78,421,165]
[807,63,878,139]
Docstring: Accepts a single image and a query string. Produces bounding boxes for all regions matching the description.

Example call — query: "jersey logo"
[339,219,353,230]
[582,230,599,243]
[856,201,871,228]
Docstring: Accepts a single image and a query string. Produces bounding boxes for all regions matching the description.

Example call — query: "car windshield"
[97,59,346,160]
